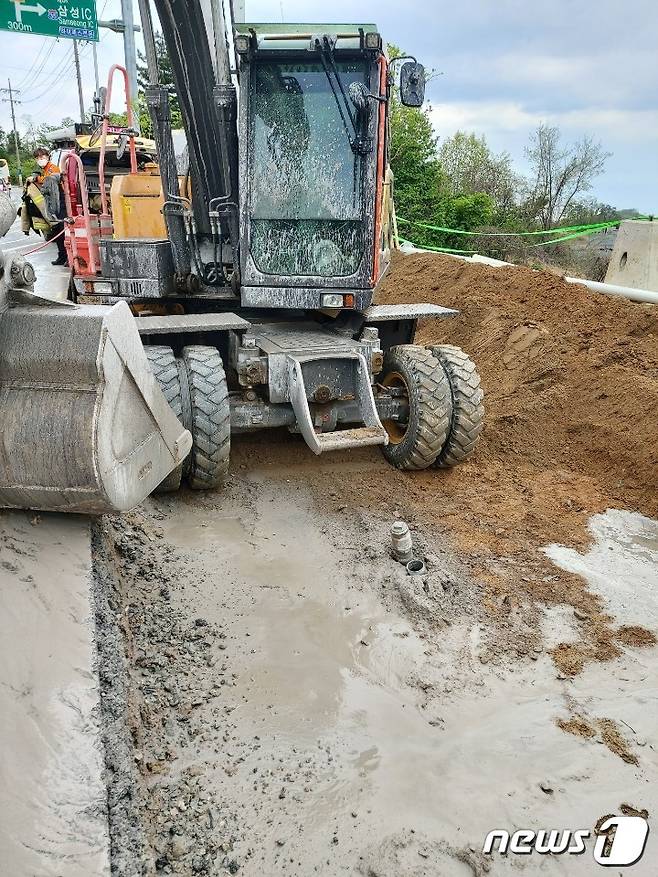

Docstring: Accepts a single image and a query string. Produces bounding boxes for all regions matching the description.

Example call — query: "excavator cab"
[237,26,384,310]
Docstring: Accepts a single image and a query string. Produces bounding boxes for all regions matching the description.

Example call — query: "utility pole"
[233,0,245,22]
[0,80,22,186]
[121,0,139,121]
[72,40,86,123]
[92,41,100,94]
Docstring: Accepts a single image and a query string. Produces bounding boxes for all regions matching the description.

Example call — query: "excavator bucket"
[0,196,191,514]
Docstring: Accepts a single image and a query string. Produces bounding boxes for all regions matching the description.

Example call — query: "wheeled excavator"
[0,1,484,514]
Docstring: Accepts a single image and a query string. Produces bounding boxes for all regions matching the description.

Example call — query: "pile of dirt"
[369,251,657,674]
[377,251,658,520]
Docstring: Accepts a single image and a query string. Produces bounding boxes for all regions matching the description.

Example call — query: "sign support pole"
[72,39,85,122]
[92,40,100,93]
[120,0,139,130]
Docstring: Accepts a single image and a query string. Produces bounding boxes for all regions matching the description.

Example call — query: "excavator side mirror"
[399,61,426,107]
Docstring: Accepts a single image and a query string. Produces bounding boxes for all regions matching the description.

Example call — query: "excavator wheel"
[144,346,184,492]
[380,345,452,470]
[427,345,485,467]
[181,346,231,490]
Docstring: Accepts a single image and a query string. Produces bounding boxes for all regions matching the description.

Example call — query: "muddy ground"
[89,252,658,875]
[93,453,658,877]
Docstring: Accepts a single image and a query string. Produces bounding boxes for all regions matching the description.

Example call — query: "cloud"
[429,102,658,145]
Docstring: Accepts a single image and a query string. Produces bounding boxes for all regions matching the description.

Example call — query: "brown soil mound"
[371,251,658,675]
[377,251,658,517]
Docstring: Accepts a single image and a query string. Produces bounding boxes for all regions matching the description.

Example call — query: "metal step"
[310,426,388,453]
[287,351,388,455]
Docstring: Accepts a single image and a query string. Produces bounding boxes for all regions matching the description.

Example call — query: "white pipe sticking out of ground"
[566,277,658,305]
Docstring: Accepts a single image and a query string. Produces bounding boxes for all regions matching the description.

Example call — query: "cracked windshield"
[250,60,367,277]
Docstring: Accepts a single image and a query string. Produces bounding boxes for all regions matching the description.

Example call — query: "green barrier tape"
[397,216,624,237]
[527,226,610,247]
[403,223,609,253]
[402,214,654,255]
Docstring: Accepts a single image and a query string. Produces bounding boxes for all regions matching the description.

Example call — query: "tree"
[563,199,620,226]
[136,31,182,130]
[439,131,521,221]
[523,124,611,229]
[388,44,465,248]
[389,96,448,234]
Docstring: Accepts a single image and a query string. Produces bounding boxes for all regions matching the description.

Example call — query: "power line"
[20,47,77,103]
[26,45,92,118]
[26,74,75,118]
[19,45,75,100]
[15,38,49,88]
[17,40,58,92]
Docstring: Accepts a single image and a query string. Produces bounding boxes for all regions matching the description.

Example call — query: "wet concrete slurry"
[545,509,658,631]
[105,474,658,876]
[0,511,110,877]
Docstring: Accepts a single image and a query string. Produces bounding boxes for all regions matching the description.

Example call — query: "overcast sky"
[1,0,656,211]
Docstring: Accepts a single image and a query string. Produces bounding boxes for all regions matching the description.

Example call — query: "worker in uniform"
[22,146,68,265]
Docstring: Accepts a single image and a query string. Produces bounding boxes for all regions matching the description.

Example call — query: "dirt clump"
[556,714,638,764]
[598,718,639,765]
[556,716,596,739]
[616,625,657,647]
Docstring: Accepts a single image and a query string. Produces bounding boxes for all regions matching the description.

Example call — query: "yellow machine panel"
[110,165,168,239]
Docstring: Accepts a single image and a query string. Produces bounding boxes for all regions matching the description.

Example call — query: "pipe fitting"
[406,559,426,576]
[391,520,413,563]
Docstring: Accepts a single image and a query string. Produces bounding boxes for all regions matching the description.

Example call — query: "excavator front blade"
[0,294,192,514]
[0,204,192,515]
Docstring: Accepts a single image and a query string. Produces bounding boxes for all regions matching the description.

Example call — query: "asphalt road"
[1,192,70,299]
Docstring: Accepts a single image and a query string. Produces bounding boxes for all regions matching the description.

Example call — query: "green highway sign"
[0,0,98,41]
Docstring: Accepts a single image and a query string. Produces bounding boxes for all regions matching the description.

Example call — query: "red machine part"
[61,64,137,278]
[98,63,138,218]
[62,152,111,277]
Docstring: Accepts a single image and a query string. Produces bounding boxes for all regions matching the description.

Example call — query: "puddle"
[544,509,658,629]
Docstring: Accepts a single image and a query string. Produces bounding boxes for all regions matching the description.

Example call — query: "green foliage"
[389,96,448,238]
[136,32,183,131]
[387,46,620,255]
[446,193,494,230]
[388,46,509,250]
[563,199,620,225]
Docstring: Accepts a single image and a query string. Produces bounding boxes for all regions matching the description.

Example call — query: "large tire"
[380,345,452,470]
[428,344,484,467]
[181,346,230,490]
[144,345,184,492]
